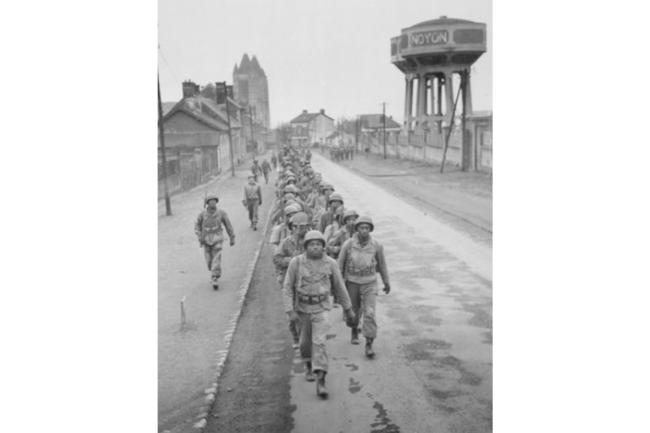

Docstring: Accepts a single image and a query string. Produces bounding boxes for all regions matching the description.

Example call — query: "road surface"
[207,153,492,432]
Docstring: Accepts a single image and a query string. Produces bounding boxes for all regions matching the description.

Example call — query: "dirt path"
[205,231,295,433]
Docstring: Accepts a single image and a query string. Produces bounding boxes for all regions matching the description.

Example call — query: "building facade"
[289,109,335,146]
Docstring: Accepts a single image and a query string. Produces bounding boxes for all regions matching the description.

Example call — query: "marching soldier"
[243,175,263,230]
[251,159,262,182]
[318,193,344,233]
[338,216,391,355]
[283,230,355,398]
[194,194,236,290]
[273,212,310,348]
[269,204,300,248]
[261,158,272,184]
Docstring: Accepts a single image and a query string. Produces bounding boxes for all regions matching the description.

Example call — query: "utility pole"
[158,72,172,216]
[249,106,256,155]
[382,102,387,159]
[218,82,236,177]
[355,116,359,153]
[460,69,468,171]
[440,76,463,174]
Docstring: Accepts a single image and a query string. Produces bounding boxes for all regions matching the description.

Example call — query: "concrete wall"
[359,117,492,172]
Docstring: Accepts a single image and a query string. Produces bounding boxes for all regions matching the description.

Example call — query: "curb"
[191,187,276,432]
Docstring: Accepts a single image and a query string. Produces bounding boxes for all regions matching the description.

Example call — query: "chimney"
[302,109,308,114]
[320,109,325,114]
[182,80,197,98]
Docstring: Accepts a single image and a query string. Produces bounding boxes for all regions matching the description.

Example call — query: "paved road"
[286,154,492,432]
[158,153,277,433]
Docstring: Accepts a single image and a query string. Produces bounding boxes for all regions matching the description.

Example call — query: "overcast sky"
[158,0,492,127]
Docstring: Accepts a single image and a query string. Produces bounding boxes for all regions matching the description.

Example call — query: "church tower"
[233,54,270,129]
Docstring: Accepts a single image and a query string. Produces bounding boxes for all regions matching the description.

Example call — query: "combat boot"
[351,328,360,345]
[316,370,328,398]
[305,361,316,382]
[211,276,219,291]
[365,338,375,358]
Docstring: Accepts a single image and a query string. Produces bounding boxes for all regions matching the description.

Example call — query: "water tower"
[391,16,486,134]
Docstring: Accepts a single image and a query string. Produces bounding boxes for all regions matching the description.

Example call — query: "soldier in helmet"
[338,216,391,354]
[194,194,236,290]
[318,192,344,234]
[261,158,272,184]
[283,230,355,398]
[251,159,262,182]
[326,209,359,259]
[269,204,300,248]
[243,174,263,230]
[273,212,310,348]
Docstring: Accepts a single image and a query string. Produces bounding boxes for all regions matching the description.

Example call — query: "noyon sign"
[409,30,449,47]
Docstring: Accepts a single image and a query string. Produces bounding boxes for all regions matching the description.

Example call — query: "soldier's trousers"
[345,281,378,339]
[297,310,330,372]
[278,277,301,342]
[246,198,259,224]
[203,242,223,280]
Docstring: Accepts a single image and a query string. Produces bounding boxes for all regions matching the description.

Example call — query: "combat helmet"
[328,193,344,204]
[205,194,219,205]
[342,209,359,223]
[303,230,326,248]
[289,212,310,229]
[284,204,300,217]
[354,215,374,232]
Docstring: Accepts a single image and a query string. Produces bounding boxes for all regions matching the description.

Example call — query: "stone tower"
[233,54,270,128]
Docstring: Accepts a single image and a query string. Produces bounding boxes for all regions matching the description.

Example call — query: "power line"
[158,46,181,86]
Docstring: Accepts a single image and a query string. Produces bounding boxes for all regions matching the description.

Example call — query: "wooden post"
[440,75,463,174]
[158,72,172,216]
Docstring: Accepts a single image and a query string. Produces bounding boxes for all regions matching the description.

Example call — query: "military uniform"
[283,253,352,375]
[243,179,263,229]
[337,233,390,342]
[195,206,235,285]
[274,232,307,345]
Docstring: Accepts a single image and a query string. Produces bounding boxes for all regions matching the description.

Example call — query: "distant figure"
[271,152,278,169]
[251,159,262,182]
[242,175,263,230]
[261,159,272,184]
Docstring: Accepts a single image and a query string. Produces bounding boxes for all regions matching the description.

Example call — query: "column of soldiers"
[269,146,391,399]
[328,145,355,162]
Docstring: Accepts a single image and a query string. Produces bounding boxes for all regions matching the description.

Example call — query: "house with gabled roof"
[289,108,335,146]
[359,114,402,133]
[161,80,247,174]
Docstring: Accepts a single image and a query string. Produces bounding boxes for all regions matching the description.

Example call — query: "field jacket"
[194,208,235,245]
[282,254,352,314]
[337,234,390,286]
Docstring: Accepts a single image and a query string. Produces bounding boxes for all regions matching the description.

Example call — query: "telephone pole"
[382,102,387,159]
[218,82,236,177]
[158,72,172,216]
[249,106,256,155]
